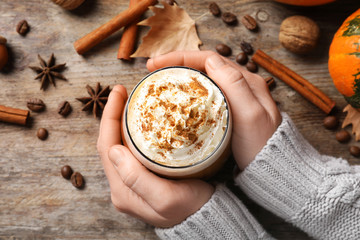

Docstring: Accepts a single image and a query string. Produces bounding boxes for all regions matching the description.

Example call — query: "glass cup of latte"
[121,67,232,179]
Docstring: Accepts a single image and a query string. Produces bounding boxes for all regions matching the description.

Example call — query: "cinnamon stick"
[0,105,29,125]
[252,49,335,114]
[74,0,157,55]
[118,0,141,60]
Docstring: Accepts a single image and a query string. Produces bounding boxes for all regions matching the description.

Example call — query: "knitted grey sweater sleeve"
[155,184,274,240]
[236,113,360,240]
[156,112,360,239]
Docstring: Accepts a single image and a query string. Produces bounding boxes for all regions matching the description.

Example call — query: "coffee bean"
[265,76,276,89]
[71,172,84,189]
[336,130,351,143]
[246,60,258,73]
[209,2,221,16]
[58,101,72,117]
[61,165,73,179]
[235,52,248,65]
[222,12,237,25]
[240,41,253,55]
[241,15,257,31]
[27,98,45,112]
[37,128,48,140]
[16,20,29,36]
[216,43,232,56]
[323,116,338,130]
[349,146,360,157]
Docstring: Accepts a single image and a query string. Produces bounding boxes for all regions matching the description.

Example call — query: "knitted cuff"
[155,185,274,240]
[236,113,360,239]
[235,113,327,220]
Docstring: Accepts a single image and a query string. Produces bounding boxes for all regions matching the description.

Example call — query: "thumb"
[108,145,170,205]
[205,54,263,120]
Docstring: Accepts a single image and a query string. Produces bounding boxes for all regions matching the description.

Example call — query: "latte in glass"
[121,67,232,179]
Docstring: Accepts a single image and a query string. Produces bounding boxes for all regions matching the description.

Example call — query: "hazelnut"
[51,0,86,10]
[0,35,8,70]
[279,15,320,54]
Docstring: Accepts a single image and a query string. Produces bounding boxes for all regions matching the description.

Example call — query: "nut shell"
[279,15,320,54]
[51,0,85,10]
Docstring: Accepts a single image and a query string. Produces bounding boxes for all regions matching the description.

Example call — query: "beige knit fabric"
[156,185,273,239]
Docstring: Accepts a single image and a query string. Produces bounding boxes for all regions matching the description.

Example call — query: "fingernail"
[109,147,123,166]
[207,54,226,70]
[147,58,153,66]
[146,59,154,70]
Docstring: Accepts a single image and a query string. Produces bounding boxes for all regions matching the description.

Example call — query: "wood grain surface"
[1,0,359,239]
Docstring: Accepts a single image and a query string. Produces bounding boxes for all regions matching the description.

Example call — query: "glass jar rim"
[124,66,231,169]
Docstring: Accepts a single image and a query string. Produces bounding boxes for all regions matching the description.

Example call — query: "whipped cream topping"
[127,68,228,167]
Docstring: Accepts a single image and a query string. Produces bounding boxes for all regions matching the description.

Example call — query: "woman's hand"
[147,51,282,170]
[98,49,281,228]
[97,85,214,228]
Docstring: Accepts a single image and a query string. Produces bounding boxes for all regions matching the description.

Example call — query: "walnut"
[279,15,320,54]
[51,0,85,10]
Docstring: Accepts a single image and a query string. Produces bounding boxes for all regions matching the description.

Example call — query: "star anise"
[29,53,66,90]
[76,82,111,118]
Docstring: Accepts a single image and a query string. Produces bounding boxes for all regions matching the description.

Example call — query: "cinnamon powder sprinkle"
[146,84,155,97]
[189,77,208,97]
[137,76,215,153]
[195,141,204,150]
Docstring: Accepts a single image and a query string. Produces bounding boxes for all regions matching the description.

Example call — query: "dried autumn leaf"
[131,2,202,58]
[342,104,360,141]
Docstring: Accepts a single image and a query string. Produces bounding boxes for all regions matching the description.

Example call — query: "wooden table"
[1,0,359,239]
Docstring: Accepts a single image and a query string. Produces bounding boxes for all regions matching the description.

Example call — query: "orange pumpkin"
[275,0,335,6]
[329,9,360,108]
